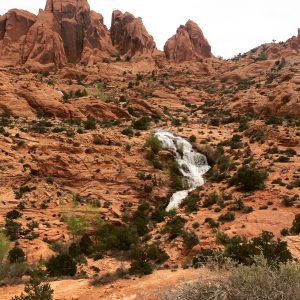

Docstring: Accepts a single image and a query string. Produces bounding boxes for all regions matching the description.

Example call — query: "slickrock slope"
[164,20,212,62]
[111,10,157,57]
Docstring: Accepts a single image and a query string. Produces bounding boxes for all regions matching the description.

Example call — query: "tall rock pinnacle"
[110,10,157,57]
[164,20,212,63]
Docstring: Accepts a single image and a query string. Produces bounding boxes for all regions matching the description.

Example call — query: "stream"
[154,130,210,211]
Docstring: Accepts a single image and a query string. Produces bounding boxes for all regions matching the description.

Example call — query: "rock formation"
[164,20,212,62]
[0,0,116,70]
[0,9,36,64]
[110,10,157,57]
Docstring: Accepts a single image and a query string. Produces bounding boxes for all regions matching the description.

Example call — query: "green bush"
[12,277,53,300]
[145,135,161,154]
[291,213,300,234]
[181,194,199,212]
[5,219,21,241]
[162,216,186,240]
[183,232,199,250]
[8,247,25,264]
[218,211,235,222]
[132,116,151,130]
[0,233,10,263]
[84,116,96,130]
[166,257,300,300]
[6,210,22,220]
[79,234,94,255]
[225,231,292,265]
[95,224,139,251]
[230,166,268,191]
[46,253,77,277]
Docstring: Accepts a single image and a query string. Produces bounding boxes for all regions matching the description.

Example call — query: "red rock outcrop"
[164,20,212,63]
[0,9,36,65]
[110,10,157,57]
[44,0,115,64]
[0,0,116,70]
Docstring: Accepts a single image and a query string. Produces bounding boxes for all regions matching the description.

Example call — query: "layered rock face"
[111,10,157,57]
[0,0,115,69]
[164,20,212,62]
[0,9,36,64]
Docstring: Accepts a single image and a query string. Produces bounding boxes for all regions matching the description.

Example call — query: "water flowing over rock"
[154,130,210,211]
[111,10,157,57]
[164,20,212,62]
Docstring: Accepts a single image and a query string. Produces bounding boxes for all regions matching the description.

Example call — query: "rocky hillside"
[0,0,299,299]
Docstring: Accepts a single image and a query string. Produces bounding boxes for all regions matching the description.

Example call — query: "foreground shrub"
[164,257,300,300]
[224,231,292,265]
[230,166,268,191]
[12,277,53,300]
[46,253,77,277]
[129,243,169,275]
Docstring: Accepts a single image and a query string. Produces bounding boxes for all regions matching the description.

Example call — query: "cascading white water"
[154,130,210,211]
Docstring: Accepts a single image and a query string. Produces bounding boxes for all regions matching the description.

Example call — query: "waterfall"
[154,130,210,211]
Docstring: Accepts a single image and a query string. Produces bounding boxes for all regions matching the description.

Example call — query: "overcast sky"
[1,1,299,58]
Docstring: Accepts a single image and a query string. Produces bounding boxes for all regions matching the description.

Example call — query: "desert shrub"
[91,268,127,286]
[65,215,87,239]
[84,116,96,130]
[151,205,167,223]
[230,166,268,191]
[129,243,168,275]
[291,213,300,234]
[6,210,22,220]
[203,192,222,208]
[218,211,235,222]
[169,161,185,191]
[0,233,10,263]
[210,118,220,126]
[162,216,186,240]
[12,277,53,300]
[132,116,151,130]
[192,249,225,268]
[79,234,94,255]
[95,224,139,251]
[205,217,220,228]
[68,243,81,258]
[181,194,199,212]
[282,196,295,207]
[189,135,196,142]
[5,219,21,241]
[220,134,243,149]
[265,115,284,125]
[183,232,199,250]
[225,231,292,265]
[121,127,134,137]
[165,257,300,300]
[132,203,150,236]
[8,247,25,264]
[145,135,161,154]
[46,253,77,277]
[228,257,300,300]
[0,262,28,285]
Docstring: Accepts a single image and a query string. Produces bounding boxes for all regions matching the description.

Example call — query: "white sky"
[1,1,299,58]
